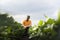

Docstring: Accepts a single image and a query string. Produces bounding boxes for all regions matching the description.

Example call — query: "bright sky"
[0,0,60,25]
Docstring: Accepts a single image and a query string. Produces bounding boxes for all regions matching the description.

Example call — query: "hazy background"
[0,0,60,25]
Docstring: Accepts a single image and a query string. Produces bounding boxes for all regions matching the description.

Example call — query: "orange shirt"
[23,20,31,27]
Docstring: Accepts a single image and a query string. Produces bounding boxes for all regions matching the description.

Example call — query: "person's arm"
[22,20,28,29]
[29,20,32,26]
[27,20,32,27]
[22,20,26,28]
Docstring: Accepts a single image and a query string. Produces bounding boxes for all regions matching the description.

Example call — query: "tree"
[0,13,24,40]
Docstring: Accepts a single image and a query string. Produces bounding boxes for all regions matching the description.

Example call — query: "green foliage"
[0,12,60,40]
[29,12,60,40]
[0,13,24,40]
[38,20,44,26]
[46,18,55,25]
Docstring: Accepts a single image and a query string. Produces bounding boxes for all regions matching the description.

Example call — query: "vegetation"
[0,12,60,40]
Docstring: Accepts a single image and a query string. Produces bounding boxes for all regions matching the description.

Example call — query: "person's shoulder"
[29,20,32,22]
[23,20,26,22]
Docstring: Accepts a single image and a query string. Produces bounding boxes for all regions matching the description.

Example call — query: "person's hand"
[23,26,26,29]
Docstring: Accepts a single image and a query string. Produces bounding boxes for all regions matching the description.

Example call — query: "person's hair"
[26,15,30,21]
[27,15,30,18]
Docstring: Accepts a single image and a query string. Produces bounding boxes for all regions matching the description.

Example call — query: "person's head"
[26,15,30,21]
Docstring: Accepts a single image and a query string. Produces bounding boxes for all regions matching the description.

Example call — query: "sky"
[0,0,60,25]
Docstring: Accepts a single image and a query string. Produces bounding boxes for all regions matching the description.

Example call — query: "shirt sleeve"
[23,20,25,26]
[29,20,32,26]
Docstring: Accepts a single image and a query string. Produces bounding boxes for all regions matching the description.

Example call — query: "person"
[22,15,32,40]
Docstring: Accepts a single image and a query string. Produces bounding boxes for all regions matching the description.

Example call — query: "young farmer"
[22,15,32,40]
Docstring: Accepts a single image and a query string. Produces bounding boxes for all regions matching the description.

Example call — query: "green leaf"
[38,20,44,26]
[46,18,55,24]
